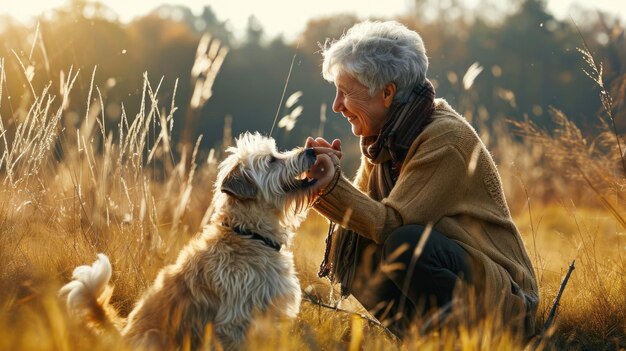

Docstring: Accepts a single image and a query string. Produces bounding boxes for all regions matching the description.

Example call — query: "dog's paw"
[59,253,112,311]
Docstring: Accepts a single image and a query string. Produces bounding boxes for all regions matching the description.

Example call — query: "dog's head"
[214,132,317,228]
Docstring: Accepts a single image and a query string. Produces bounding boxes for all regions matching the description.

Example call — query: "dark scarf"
[318,79,436,296]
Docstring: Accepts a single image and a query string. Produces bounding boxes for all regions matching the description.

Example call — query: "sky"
[1,0,625,40]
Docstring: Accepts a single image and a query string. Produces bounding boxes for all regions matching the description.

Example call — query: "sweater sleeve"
[313,175,403,243]
[314,143,470,244]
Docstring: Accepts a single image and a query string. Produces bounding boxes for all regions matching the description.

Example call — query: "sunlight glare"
[0,0,66,23]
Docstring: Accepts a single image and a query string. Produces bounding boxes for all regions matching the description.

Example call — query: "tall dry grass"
[504,43,626,349]
[1,39,626,351]
[0,55,221,349]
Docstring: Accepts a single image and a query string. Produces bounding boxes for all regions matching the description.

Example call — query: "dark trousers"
[351,225,472,337]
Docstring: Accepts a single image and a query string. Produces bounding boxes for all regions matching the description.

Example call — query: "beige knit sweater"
[314,99,538,334]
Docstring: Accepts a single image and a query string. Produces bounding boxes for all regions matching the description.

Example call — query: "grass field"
[1,52,626,350]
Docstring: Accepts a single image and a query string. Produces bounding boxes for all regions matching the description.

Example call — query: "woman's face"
[332,72,394,137]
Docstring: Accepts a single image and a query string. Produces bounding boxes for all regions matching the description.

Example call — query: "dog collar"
[223,223,282,252]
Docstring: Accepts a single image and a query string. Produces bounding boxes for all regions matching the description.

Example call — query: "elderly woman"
[306,20,538,338]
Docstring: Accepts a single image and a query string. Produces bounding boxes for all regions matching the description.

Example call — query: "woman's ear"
[382,83,396,107]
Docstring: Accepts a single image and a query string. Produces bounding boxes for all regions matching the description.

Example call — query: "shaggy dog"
[60,132,318,350]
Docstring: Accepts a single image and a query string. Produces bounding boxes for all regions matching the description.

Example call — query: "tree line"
[0,0,624,158]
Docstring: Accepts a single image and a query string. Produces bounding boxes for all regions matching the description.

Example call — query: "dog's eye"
[269,156,277,163]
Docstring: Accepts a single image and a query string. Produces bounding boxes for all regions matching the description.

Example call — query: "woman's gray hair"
[321,20,428,102]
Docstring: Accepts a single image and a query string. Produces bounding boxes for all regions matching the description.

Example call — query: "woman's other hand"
[305,137,342,194]
[305,137,342,158]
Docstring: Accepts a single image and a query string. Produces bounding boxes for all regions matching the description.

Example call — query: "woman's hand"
[305,137,342,157]
[305,137,342,194]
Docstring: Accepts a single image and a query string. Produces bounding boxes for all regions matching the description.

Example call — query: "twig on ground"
[300,289,399,341]
[543,259,576,334]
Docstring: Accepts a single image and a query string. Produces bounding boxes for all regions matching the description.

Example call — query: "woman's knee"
[382,225,472,282]
[382,225,429,262]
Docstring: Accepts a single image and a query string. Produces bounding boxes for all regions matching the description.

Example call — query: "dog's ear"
[221,166,258,200]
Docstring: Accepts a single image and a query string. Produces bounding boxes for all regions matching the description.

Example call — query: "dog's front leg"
[268,280,302,319]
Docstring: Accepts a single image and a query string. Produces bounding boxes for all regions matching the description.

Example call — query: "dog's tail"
[60,254,121,329]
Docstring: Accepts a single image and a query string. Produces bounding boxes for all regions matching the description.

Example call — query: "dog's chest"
[182,234,298,295]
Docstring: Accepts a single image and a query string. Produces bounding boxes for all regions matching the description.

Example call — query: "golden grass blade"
[285,91,303,109]
[577,165,626,231]
[397,223,433,317]
[84,67,97,125]
[269,41,299,137]
[348,314,364,351]
[11,49,36,99]
[462,62,483,90]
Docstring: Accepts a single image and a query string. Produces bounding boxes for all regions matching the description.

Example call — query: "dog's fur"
[60,132,317,350]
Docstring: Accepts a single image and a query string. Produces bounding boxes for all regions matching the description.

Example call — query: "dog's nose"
[305,148,315,158]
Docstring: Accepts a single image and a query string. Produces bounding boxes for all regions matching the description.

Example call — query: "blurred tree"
[0,18,31,133]
[149,4,232,45]
[15,0,139,130]
[245,15,264,46]
[297,15,359,54]
[402,0,600,131]
[489,0,595,126]
[126,15,199,144]
[0,0,623,161]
